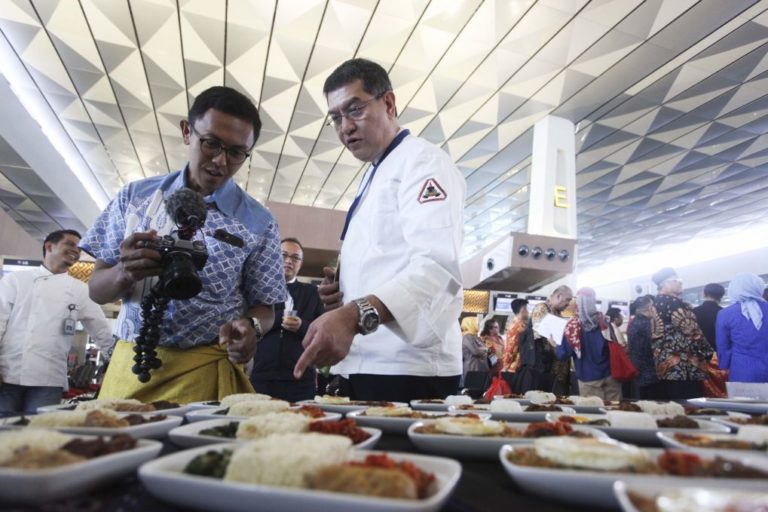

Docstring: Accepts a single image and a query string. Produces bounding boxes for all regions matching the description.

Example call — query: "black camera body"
[146,234,208,300]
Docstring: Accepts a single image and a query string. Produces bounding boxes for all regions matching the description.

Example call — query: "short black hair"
[188,86,261,146]
[703,283,725,301]
[606,307,622,322]
[633,296,653,312]
[43,229,81,257]
[281,237,303,251]
[511,298,529,315]
[323,58,393,97]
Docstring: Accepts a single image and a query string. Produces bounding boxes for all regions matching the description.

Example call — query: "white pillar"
[527,116,577,238]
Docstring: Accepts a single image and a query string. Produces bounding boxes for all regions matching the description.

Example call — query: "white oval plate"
[453,405,577,423]
[295,400,409,415]
[37,402,191,417]
[656,431,768,459]
[547,413,730,446]
[407,420,607,459]
[1,414,183,439]
[613,480,768,512]
[139,446,461,512]
[687,397,768,414]
[184,407,342,423]
[169,419,381,450]
[0,436,162,505]
[346,410,491,435]
[500,445,768,509]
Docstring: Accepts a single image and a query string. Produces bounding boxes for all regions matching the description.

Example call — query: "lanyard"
[340,129,410,241]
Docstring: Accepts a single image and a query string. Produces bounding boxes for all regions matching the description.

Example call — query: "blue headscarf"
[728,273,766,330]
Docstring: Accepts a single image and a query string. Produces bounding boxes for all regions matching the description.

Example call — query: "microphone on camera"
[165,188,207,239]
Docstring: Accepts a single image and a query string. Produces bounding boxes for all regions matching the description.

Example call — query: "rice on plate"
[0,429,72,464]
[236,412,311,439]
[227,400,290,417]
[224,433,351,487]
[220,393,273,408]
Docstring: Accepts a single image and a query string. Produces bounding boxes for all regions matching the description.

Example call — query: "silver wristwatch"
[352,298,380,335]
[248,317,264,339]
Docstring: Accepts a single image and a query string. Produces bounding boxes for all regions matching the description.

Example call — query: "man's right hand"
[318,266,343,311]
[117,230,164,284]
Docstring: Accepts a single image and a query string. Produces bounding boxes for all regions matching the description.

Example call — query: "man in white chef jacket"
[293,58,466,402]
[0,230,113,413]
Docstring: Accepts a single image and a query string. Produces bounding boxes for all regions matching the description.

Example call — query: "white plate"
[656,431,768,459]
[712,416,768,432]
[346,410,491,435]
[296,400,408,415]
[687,397,768,414]
[169,419,382,450]
[1,414,183,439]
[452,405,576,423]
[36,402,191,417]
[613,480,768,512]
[407,421,607,459]
[0,436,162,505]
[185,400,225,411]
[492,396,532,406]
[547,413,730,446]
[184,407,342,423]
[139,445,462,512]
[500,445,768,508]
[409,400,456,412]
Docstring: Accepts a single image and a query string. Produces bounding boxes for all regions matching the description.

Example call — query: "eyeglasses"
[282,252,303,263]
[326,91,387,128]
[190,126,251,164]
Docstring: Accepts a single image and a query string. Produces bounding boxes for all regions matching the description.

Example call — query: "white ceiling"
[1,0,768,271]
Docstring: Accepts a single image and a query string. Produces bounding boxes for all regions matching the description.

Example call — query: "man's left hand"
[219,318,259,364]
[282,315,302,333]
[293,304,357,378]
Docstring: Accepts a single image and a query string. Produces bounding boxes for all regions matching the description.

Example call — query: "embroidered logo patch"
[418,178,447,203]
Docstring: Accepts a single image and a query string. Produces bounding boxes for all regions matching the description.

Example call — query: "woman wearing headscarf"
[716,273,768,382]
[556,288,621,400]
[480,317,504,374]
[461,316,489,383]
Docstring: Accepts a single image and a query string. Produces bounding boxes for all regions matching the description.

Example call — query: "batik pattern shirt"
[652,294,713,381]
[80,169,287,348]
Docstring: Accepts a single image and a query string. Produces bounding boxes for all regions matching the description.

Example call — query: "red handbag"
[608,341,638,382]
[483,372,512,400]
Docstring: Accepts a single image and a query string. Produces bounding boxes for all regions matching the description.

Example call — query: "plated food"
[614,481,768,512]
[2,409,182,439]
[0,429,162,504]
[139,435,462,512]
[37,398,186,415]
[184,403,334,422]
[500,437,768,508]
[657,425,768,459]
[407,417,606,459]
[553,412,730,446]
[687,397,768,415]
[169,415,380,450]
[297,397,406,415]
[347,409,490,435]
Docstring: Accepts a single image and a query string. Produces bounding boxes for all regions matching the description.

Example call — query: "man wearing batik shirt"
[531,285,573,395]
[81,86,287,403]
[651,267,713,400]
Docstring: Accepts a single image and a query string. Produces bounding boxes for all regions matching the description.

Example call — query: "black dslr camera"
[145,188,209,300]
[147,235,208,300]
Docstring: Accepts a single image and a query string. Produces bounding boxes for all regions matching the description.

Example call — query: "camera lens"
[558,249,569,261]
[518,245,529,256]
[531,246,542,259]
[161,252,203,300]
[545,248,556,260]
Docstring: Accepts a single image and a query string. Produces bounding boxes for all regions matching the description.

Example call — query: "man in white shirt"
[293,58,466,401]
[0,230,113,413]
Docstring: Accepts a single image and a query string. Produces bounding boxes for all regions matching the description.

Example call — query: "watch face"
[362,313,379,332]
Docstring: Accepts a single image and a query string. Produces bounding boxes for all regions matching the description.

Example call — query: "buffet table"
[0,428,585,512]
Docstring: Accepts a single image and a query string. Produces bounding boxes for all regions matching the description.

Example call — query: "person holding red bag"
[556,288,622,401]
